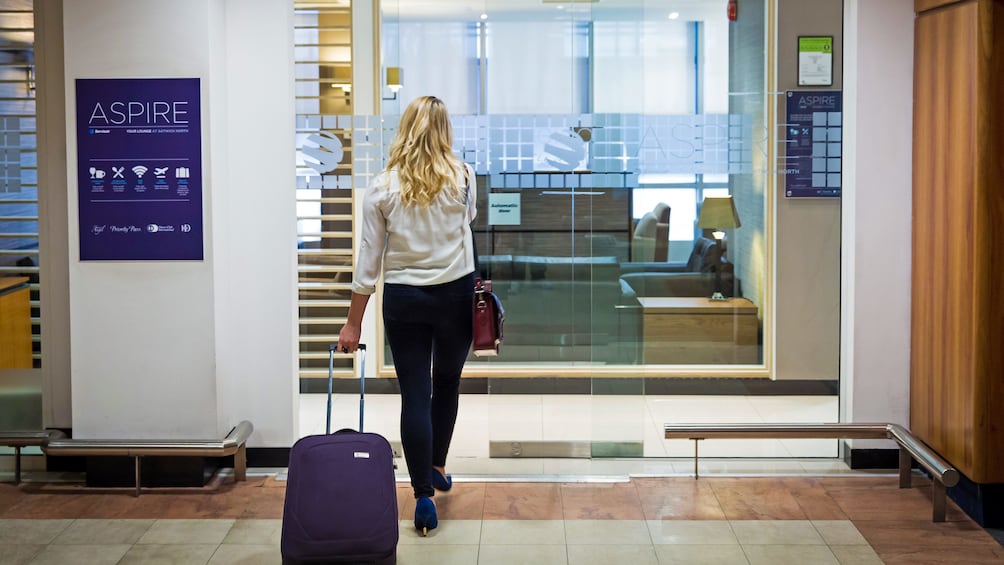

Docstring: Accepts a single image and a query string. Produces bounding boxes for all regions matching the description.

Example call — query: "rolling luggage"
[281,344,399,564]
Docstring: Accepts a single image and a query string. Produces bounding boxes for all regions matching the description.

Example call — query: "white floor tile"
[746,396,838,423]
[396,544,480,565]
[567,544,659,565]
[729,521,825,545]
[780,439,839,458]
[480,520,565,545]
[397,520,482,545]
[477,544,567,565]
[742,544,839,565]
[565,520,652,545]
[646,520,738,545]
[654,544,750,565]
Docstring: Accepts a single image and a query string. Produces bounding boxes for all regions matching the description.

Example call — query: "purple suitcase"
[281,344,399,564]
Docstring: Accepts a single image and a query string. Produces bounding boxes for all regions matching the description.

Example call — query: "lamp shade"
[697,196,741,230]
[386,67,403,92]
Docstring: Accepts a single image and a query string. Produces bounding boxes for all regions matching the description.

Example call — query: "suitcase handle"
[327,344,367,435]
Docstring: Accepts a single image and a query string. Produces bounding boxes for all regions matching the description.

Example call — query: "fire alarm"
[728,0,738,21]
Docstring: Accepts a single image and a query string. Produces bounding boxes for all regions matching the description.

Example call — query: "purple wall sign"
[783,90,842,198]
[76,78,203,260]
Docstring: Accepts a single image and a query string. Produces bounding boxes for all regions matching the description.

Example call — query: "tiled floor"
[2,474,1003,564]
[3,394,1002,563]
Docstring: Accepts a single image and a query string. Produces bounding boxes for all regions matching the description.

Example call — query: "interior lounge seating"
[616,237,742,363]
[477,254,622,361]
[473,234,746,363]
[630,202,670,262]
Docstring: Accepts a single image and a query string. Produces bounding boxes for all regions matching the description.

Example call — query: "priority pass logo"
[146,224,176,233]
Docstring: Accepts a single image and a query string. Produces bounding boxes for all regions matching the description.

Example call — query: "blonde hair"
[386,96,463,207]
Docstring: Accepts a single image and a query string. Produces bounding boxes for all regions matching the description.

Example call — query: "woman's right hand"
[337,323,361,354]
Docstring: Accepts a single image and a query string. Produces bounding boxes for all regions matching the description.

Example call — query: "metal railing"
[36,421,254,497]
[664,423,959,522]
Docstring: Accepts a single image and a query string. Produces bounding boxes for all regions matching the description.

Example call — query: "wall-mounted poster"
[798,36,833,86]
[76,78,203,260]
[784,90,842,198]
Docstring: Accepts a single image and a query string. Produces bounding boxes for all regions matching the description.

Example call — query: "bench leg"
[898,446,912,488]
[693,439,700,480]
[932,480,947,522]
[14,446,21,485]
[235,445,247,482]
[134,456,142,497]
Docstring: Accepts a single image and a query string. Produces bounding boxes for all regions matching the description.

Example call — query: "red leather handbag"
[463,165,505,357]
[472,277,504,357]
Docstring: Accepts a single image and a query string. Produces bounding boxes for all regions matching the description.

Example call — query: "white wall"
[841,0,914,446]
[61,0,297,444]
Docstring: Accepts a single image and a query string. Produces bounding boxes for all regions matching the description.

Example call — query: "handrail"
[885,423,959,486]
[41,421,254,496]
[664,422,959,522]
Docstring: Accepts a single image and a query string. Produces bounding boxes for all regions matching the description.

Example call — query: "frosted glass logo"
[301,131,345,175]
[537,130,588,172]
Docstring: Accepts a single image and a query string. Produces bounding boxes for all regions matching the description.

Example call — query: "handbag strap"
[461,165,483,277]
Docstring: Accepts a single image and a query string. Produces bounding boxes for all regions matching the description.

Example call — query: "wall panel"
[911,0,1004,483]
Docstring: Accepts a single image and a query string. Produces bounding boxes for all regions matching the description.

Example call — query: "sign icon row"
[90,166,190,180]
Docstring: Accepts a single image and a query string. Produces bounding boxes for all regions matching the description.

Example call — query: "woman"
[337,96,475,536]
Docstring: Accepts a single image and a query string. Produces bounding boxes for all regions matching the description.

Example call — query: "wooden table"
[638,296,759,364]
[0,277,32,369]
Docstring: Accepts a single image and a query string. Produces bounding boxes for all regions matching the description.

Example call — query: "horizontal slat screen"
[0,3,39,367]
[295,0,356,379]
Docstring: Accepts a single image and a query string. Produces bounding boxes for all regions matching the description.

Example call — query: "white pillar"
[62,0,297,445]
[841,0,914,448]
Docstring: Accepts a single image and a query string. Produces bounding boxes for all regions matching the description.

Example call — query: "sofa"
[631,202,670,262]
[615,237,743,362]
[475,236,745,363]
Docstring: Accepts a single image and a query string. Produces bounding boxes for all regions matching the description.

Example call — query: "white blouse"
[351,163,477,295]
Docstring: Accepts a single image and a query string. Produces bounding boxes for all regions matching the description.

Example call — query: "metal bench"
[664,423,959,522]
[40,421,254,496]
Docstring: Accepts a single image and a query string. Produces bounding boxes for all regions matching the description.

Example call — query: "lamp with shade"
[383,67,403,100]
[696,195,741,301]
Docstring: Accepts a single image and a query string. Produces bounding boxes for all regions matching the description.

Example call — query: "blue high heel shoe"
[414,497,438,536]
[431,468,453,492]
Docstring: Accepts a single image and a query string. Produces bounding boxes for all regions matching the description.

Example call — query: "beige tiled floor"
[5,394,1002,563]
[2,474,1002,564]
[0,517,884,565]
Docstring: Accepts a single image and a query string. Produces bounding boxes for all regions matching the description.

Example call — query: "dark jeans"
[383,272,474,499]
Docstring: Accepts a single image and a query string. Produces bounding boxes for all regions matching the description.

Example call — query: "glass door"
[373,0,802,474]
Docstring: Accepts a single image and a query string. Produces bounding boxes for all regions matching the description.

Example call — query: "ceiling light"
[669,12,680,19]
[480,13,488,19]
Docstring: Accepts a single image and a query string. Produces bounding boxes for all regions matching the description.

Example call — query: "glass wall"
[376,0,767,371]
[295,0,844,463]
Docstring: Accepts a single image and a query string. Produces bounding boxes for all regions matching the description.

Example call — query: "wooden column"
[0,277,32,369]
[911,0,1004,484]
